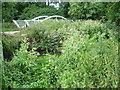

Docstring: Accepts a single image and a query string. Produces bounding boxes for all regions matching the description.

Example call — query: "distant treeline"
[2,2,120,25]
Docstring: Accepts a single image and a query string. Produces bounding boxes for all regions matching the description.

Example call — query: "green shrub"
[2,39,55,88]
[20,20,71,55]
[55,32,118,88]
[2,34,20,60]
[71,20,112,39]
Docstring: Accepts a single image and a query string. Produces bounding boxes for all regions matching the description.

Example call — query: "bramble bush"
[2,20,119,88]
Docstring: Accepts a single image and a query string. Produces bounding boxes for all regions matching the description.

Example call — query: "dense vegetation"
[1,1,120,89]
[2,20,119,88]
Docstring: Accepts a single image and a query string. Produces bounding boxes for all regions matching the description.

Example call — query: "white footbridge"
[13,15,67,29]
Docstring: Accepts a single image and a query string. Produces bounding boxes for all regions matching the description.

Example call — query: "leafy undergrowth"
[2,34,21,60]
[2,20,119,88]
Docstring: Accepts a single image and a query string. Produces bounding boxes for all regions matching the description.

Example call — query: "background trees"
[59,2,70,18]
[2,2,18,22]
[68,2,120,25]
[2,2,120,26]
[68,2,109,20]
[2,2,63,22]
[19,5,63,20]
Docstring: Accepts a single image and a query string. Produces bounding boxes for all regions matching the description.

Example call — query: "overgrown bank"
[2,20,119,88]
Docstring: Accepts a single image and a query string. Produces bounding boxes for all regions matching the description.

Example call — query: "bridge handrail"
[42,15,67,22]
[13,15,67,28]
[32,16,48,20]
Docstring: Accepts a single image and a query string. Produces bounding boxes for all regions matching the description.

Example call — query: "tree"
[68,2,109,20]
[2,2,46,22]
[2,2,18,22]
[18,4,63,20]
[59,2,70,18]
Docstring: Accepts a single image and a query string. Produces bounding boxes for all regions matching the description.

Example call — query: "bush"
[55,32,118,88]
[2,39,54,88]
[20,20,71,55]
[20,20,115,55]
[2,34,20,60]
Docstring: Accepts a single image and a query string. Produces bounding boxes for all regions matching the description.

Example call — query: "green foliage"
[14,2,46,17]
[106,2,120,26]
[2,34,20,60]
[59,2,70,18]
[0,40,3,89]
[3,20,119,88]
[2,29,17,32]
[2,22,17,30]
[2,2,46,22]
[68,2,108,20]
[2,2,120,25]
[20,20,70,55]
[2,2,18,22]
[2,39,54,88]
[19,5,63,20]
[56,31,118,88]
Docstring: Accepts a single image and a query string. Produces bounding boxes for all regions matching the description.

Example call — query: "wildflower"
[89,43,92,45]
[60,40,62,43]
[61,50,65,53]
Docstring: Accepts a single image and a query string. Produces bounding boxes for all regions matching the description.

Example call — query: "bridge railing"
[13,15,68,29]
